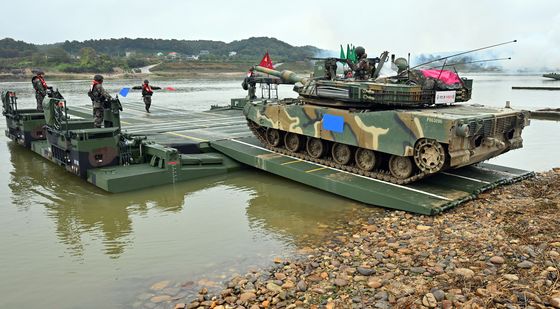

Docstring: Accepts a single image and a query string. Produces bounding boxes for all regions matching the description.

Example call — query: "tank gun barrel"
[254,66,308,84]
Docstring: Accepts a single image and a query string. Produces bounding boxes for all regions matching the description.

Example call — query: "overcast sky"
[3,0,559,69]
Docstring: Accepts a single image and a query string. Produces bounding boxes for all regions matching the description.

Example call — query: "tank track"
[247,120,428,185]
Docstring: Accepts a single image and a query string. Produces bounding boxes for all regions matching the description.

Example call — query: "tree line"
[0,37,322,73]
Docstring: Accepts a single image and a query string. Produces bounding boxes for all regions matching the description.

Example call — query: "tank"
[543,73,560,80]
[243,60,530,184]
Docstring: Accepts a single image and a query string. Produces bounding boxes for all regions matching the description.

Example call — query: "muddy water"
[0,74,558,309]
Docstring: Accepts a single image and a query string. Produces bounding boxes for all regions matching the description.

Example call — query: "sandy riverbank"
[159,169,560,309]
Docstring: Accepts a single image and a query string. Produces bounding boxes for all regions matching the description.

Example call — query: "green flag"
[339,45,346,59]
[346,44,352,63]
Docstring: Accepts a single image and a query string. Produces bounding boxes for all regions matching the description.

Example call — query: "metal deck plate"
[211,136,534,215]
[67,102,533,214]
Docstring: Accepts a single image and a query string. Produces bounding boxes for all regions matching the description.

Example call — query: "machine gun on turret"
[307,55,386,80]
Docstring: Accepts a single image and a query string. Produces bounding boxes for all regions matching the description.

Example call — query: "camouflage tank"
[243,58,530,184]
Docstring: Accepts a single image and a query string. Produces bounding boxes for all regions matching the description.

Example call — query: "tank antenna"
[405,39,517,73]
[426,57,512,70]
[407,52,410,80]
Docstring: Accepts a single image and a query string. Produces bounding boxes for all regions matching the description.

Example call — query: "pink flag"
[419,69,460,85]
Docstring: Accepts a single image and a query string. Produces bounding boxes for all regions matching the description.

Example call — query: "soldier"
[88,74,112,128]
[242,67,257,100]
[347,46,371,80]
[31,70,52,111]
[132,79,161,113]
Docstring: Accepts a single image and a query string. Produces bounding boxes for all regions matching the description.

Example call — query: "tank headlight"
[455,124,470,137]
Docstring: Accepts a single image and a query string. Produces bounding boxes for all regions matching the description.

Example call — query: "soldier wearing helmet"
[132,79,161,113]
[241,67,258,100]
[347,46,371,80]
[31,70,52,111]
[88,74,112,128]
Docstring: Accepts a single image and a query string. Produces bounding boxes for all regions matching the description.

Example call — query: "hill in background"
[0,37,322,77]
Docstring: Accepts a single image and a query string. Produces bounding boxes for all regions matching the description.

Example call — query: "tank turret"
[254,60,472,109]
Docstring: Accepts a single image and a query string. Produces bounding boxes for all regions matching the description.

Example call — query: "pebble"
[410,266,426,274]
[503,274,519,281]
[274,273,286,280]
[334,278,348,287]
[367,278,383,289]
[296,280,307,292]
[416,225,431,231]
[239,292,256,302]
[454,268,475,278]
[489,256,505,264]
[356,266,375,276]
[551,297,560,308]
[281,280,294,289]
[517,260,534,269]
[422,293,438,308]
[430,288,445,301]
[266,282,282,293]
[150,280,171,291]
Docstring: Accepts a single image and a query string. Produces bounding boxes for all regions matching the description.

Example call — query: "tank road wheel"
[388,155,414,179]
[284,133,302,152]
[331,143,353,165]
[413,138,446,173]
[306,137,326,159]
[265,128,282,147]
[354,148,377,171]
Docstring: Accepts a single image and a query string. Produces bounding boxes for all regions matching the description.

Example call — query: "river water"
[0,74,558,309]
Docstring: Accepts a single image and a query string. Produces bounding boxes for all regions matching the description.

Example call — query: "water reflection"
[7,138,378,262]
[229,170,381,247]
[7,141,224,258]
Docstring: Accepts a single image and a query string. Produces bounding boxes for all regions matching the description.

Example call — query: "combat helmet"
[144,79,149,84]
[93,74,104,82]
[355,46,366,58]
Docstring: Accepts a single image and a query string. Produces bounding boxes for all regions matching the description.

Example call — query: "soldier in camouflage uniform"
[242,67,258,100]
[88,74,112,128]
[31,71,51,111]
[347,46,371,80]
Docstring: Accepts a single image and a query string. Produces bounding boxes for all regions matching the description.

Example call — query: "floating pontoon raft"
[12,100,534,215]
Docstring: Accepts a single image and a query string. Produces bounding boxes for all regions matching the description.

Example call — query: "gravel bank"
[171,169,560,309]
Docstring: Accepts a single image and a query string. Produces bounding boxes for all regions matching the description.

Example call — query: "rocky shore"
[158,169,559,309]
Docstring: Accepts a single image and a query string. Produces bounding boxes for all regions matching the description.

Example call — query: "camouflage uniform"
[89,83,112,128]
[32,75,48,111]
[349,55,371,80]
[242,69,257,100]
[132,82,161,112]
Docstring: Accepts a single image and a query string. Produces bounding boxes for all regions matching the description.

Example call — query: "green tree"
[31,52,47,66]
[79,47,97,66]
[46,47,70,64]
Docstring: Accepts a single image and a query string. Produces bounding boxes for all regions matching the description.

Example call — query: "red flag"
[165,87,176,91]
[259,51,274,69]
